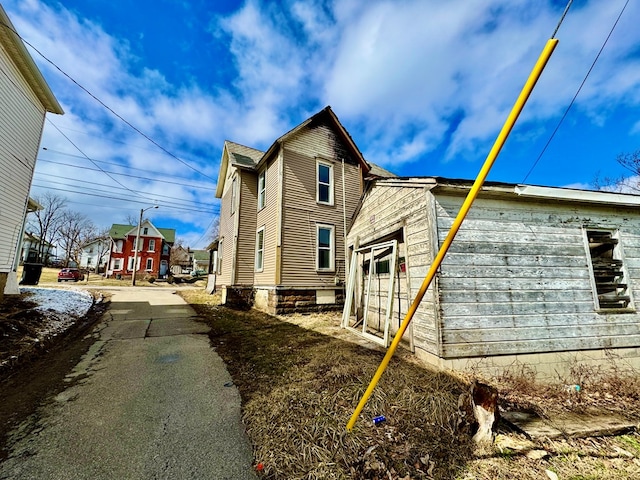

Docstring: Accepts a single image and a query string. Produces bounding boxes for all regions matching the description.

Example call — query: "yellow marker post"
[347,38,559,431]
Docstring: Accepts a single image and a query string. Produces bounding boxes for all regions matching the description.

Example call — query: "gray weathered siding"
[0,41,46,273]
[347,180,439,354]
[435,193,640,358]
[280,124,362,287]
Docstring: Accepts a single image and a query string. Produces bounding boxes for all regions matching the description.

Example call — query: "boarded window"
[586,229,632,310]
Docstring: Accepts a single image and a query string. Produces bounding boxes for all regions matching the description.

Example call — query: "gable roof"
[215,106,387,198]
[257,106,369,172]
[108,223,176,243]
[0,6,63,114]
[192,249,210,261]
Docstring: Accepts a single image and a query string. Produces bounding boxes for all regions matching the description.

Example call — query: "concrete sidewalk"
[0,288,256,480]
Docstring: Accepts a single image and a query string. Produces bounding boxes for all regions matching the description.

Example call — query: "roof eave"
[0,6,63,115]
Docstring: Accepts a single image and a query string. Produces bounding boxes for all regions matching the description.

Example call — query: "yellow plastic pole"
[347,38,558,431]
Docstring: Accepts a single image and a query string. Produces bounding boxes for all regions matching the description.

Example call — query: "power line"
[34,171,216,209]
[33,176,215,213]
[42,147,213,184]
[37,157,217,191]
[522,0,630,183]
[0,18,217,181]
[31,184,218,214]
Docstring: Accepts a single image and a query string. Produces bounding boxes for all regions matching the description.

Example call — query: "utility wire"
[0,18,216,181]
[46,118,147,199]
[31,184,217,214]
[37,157,217,191]
[33,174,215,210]
[522,0,630,183]
[42,147,213,184]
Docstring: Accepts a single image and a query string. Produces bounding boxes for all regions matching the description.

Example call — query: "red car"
[57,268,85,282]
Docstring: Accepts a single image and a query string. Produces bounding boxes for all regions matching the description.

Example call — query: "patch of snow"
[18,288,95,341]
[20,287,93,317]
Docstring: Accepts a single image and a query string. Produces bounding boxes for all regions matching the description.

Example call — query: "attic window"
[585,229,633,310]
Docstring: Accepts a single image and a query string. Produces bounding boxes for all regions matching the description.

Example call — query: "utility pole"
[132,205,158,286]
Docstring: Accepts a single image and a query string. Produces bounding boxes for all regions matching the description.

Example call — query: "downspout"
[342,159,348,283]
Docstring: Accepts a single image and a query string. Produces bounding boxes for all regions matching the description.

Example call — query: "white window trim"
[258,170,266,210]
[255,226,265,272]
[218,238,223,275]
[316,223,335,272]
[148,239,155,252]
[316,160,334,205]
[113,258,122,270]
[146,258,153,271]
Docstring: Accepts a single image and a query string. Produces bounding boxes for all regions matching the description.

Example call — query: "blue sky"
[3,0,640,248]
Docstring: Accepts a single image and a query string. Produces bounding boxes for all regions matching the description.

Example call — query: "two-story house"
[1,5,63,298]
[106,222,175,279]
[215,106,393,314]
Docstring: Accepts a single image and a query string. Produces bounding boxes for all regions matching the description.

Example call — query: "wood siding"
[216,164,236,287]
[280,123,362,287]
[255,156,279,285]
[347,181,439,355]
[235,171,257,285]
[435,193,640,358]
[0,41,47,273]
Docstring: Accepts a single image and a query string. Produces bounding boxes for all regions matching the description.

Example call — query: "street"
[0,287,256,480]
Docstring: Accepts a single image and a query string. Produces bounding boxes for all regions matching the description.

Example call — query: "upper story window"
[143,227,148,235]
[258,170,266,210]
[231,175,238,214]
[316,224,335,271]
[585,228,633,311]
[114,240,123,253]
[255,227,265,272]
[317,161,334,205]
[163,243,170,255]
[148,239,155,252]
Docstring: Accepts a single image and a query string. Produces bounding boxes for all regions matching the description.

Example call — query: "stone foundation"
[222,285,344,314]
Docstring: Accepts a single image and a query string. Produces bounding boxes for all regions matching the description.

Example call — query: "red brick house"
[106,221,175,279]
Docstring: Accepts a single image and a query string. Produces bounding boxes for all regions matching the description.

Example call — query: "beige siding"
[435,194,640,358]
[215,165,236,287]
[235,171,257,284]
[255,156,279,285]
[280,124,362,287]
[0,42,46,273]
[347,181,439,354]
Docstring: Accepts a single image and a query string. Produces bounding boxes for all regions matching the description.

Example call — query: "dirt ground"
[179,290,640,480]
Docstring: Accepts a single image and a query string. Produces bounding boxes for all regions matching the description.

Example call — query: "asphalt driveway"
[0,287,256,480]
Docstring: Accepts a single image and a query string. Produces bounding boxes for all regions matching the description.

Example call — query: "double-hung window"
[255,227,265,272]
[258,170,266,210]
[316,224,334,271]
[146,258,153,271]
[148,239,155,252]
[317,161,333,205]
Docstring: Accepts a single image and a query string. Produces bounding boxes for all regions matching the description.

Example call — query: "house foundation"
[415,347,640,382]
[223,285,344,314]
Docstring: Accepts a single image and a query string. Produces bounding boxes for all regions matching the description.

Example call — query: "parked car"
[58,268,85,282]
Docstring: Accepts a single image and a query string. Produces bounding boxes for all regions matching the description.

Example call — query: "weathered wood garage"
[346,177,640,377]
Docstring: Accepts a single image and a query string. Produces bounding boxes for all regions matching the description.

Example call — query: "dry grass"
[179,290,640,480]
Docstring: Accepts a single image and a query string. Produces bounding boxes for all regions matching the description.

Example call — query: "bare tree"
[58,211,94,267]
[594,150,640,193]
[208,216,220,243]
[28,192,67,263]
